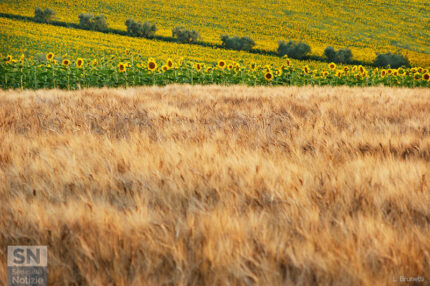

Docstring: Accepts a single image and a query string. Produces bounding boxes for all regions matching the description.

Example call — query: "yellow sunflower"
[76,58,84,68]
[336,70,343,77]
[227,64,233,70]
[381,70,387,77]
[217,60,226,69]
[264,71,273,81]
[6,55,12,62]
[359,65,365,74]
[418,67,423,73]
[286,59,291,66]
[387,69,392,75]
[328,62,336,70]
[91,59,98,66]
[195,63,202,72]
[167,59,174,69]
[423,73,430,81]
[413,73,421,80]
[343,67,349,72]
[162,65,168,72]
[148,59,157,71]
[46,52,54,61]
[303,66,310,74]
[62,59,71,67]
[118,63,126,73]
[249,63,256,71]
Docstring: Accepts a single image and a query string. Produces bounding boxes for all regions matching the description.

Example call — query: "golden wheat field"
[0,85,429,285]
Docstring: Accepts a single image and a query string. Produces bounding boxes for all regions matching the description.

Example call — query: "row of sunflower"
[1,53,429,90]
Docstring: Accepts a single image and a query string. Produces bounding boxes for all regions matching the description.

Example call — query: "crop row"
[1,53,429,90]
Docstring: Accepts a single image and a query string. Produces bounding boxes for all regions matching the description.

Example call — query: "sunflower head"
[328,62,336,70]
[217,60,226,69]
[46,52,54,61]
[118,63,126,73]
[6,55,12,62]
[393,71,398,76]
[53,60,57,65]
[62,59,70,67]
[91,59,98,66]
[336,70,342,77]
[411,68,417,73]
[423,73,430,81]
[195,63,202,72]
[397,68,404,75]
[227,64,233,70]
[286,59,291,66]
[418,67,423,73]
[249,63,256,71]
[381,70,387,77]
[343,67,349,72]
[167,59,173,68]
[322,71,328,77]
[264,72,273,81]
[414,73,421,80]
[148,60,157,71]
[162,65,168,72]
[76,58,84,68]
[304,66,310,74]
[359,65,365,74]
[387,69,392,75]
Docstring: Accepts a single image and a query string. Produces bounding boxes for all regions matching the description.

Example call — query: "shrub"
[373,52,410,68]
[172,27,200,43]
[125,19,157,38]
[277,40,311,59]
[34,7,56,23]
[324,46,353,63]
[220,35,255,51]
[79,13,108,32]
[323,46,336,61]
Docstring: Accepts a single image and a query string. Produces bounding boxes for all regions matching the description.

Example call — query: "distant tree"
[324,46,353,63]
[125,19,157,38]
[277,40,311,59]
[34,7,56,23]
[79,13,108,32]
[373,52,410,68]
[220,35,255,51]
[324,46,336,61]
[172,27,200,43]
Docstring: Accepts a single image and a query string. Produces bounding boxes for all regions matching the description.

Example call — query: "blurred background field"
[0,0,429,66]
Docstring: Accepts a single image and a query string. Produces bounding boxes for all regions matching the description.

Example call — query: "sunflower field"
[0,0,429,66]
[1,52,429,89]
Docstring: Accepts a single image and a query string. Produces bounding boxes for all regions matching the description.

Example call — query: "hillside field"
[0,0,429,66]
[0,85,429,285]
